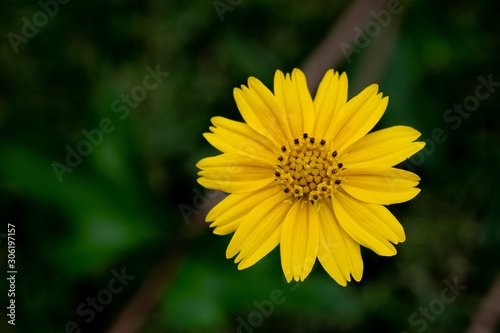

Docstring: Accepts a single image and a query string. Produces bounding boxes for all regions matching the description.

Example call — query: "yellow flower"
[197,69,425,285]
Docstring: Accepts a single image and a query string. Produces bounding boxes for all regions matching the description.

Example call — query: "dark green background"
[1,0,499,332]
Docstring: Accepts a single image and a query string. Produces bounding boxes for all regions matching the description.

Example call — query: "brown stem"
[466,273,500,333]
[105,189,225,333]
[105,238,185,333]
[302,0,388,92]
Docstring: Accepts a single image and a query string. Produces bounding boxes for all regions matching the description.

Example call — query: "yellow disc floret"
[275,133,345,204]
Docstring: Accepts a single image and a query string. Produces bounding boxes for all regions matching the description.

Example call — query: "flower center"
[275,133,344,204]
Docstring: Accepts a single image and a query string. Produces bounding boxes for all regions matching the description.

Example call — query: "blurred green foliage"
[1,0,499,332]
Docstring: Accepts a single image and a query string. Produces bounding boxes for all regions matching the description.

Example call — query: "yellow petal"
[280,200,320,282]
[342,126,425,168]
[212,217,243,235]
[207,186,273,222]
[197,154,274,193]
[317,201,363,284]
[197,153,271,169]
[204,117,276,165]
[291,69,315,135]
[248,77,294,143]
[322,84,377,149]
[326,84,388,153]
[341,167,421,205]
[236,201,292,269]
[277,69,315,139]
[313,70,348,141]
[273,70,286,110]
[234,76,290,147]
[211,116,275,149]
[281,73,302,138]
[316,202,344,285]
[226,191,290,261]
[332,191,405,256]
[207,186,279,235]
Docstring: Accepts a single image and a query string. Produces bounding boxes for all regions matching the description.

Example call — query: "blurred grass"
[1,0,499,332]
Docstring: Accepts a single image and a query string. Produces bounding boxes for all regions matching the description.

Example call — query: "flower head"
[197,69,425,285]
